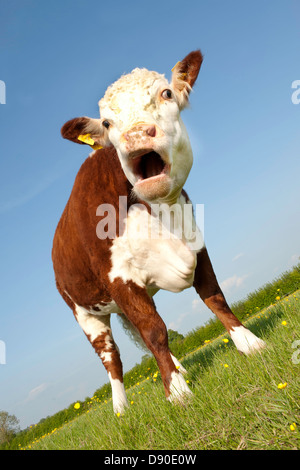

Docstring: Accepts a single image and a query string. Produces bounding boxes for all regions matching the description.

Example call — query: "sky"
[0,0,299,429]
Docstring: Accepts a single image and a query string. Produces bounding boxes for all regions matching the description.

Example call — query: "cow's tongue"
[141,152,165,179]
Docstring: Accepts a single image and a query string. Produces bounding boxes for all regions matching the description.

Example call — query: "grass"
[26,291,300,450]
[4,263,298,450]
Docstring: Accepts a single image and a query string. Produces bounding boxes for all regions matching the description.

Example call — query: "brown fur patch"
[91,332,123,381]
[179,50,203,89]
[172,50,203,96]
[109,278,177,396]
[193,247,242,332]
[52,146,135,308]
[61,117,91,145]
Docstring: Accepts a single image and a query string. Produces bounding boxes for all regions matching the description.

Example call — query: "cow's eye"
[102,120,110,129]
[161,89,172,100]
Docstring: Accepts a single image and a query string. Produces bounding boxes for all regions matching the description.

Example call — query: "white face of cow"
[99,69,193,203]
[61,50,203,204]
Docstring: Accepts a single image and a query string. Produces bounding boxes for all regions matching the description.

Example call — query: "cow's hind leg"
[74,307,128,414]
[194,248,266,355]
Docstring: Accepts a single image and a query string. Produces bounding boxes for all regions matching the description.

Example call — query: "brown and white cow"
[52,50,266,414]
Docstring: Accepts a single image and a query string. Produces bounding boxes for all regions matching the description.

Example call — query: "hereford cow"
[52,50,266,414]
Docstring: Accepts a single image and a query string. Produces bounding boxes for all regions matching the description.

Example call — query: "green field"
[22,291,300,450]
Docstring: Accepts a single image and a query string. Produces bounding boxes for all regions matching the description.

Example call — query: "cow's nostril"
[146,125,156,138]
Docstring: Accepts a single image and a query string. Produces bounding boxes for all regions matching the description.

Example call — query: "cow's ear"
[61,117,109,149]
[171,50,203,109]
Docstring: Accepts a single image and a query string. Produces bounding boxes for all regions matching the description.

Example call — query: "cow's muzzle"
[121,123,164,152]
[124,123,169,182]
[121,123,171,201]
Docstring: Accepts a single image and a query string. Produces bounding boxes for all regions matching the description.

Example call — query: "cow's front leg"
[111,279,191,403]
[74,308,128,414]
[193,247,266,355]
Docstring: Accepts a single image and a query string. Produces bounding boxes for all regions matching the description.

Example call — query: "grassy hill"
[2,264,300,450]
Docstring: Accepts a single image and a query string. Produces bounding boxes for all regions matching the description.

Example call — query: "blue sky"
[0,0,299,429]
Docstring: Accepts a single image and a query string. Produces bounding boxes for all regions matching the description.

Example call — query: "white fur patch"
[167,371,192,403]
[230,326,266,355]
[108,372,128,414]
[98,67,195,202]
[100,351,113,363]
[109,197,204,293]
[75,305,111,342]
[65,291,122,316]
[99,69,168,129]
[89,301,122,315]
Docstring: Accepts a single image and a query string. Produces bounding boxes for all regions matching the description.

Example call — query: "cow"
[52,50,266,414]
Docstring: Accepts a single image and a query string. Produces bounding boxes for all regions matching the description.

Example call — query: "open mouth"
[130,151,169,182]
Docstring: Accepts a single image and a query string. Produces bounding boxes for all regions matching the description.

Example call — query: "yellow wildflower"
[223,338,229,343]
[116,412,121,418]
[223,364,229,368]
[277,382,287,389]
[281,321,287,326]
[276,296,280,301]
[74,402,80,410]
[290,423,297,431]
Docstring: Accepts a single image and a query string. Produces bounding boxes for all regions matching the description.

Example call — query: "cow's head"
[61,50,203,203]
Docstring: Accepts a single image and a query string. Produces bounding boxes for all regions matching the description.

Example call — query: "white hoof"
[230,326,266,356]
[113,399,128,415]
[167,371,193,404]
[109,374,129,414]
